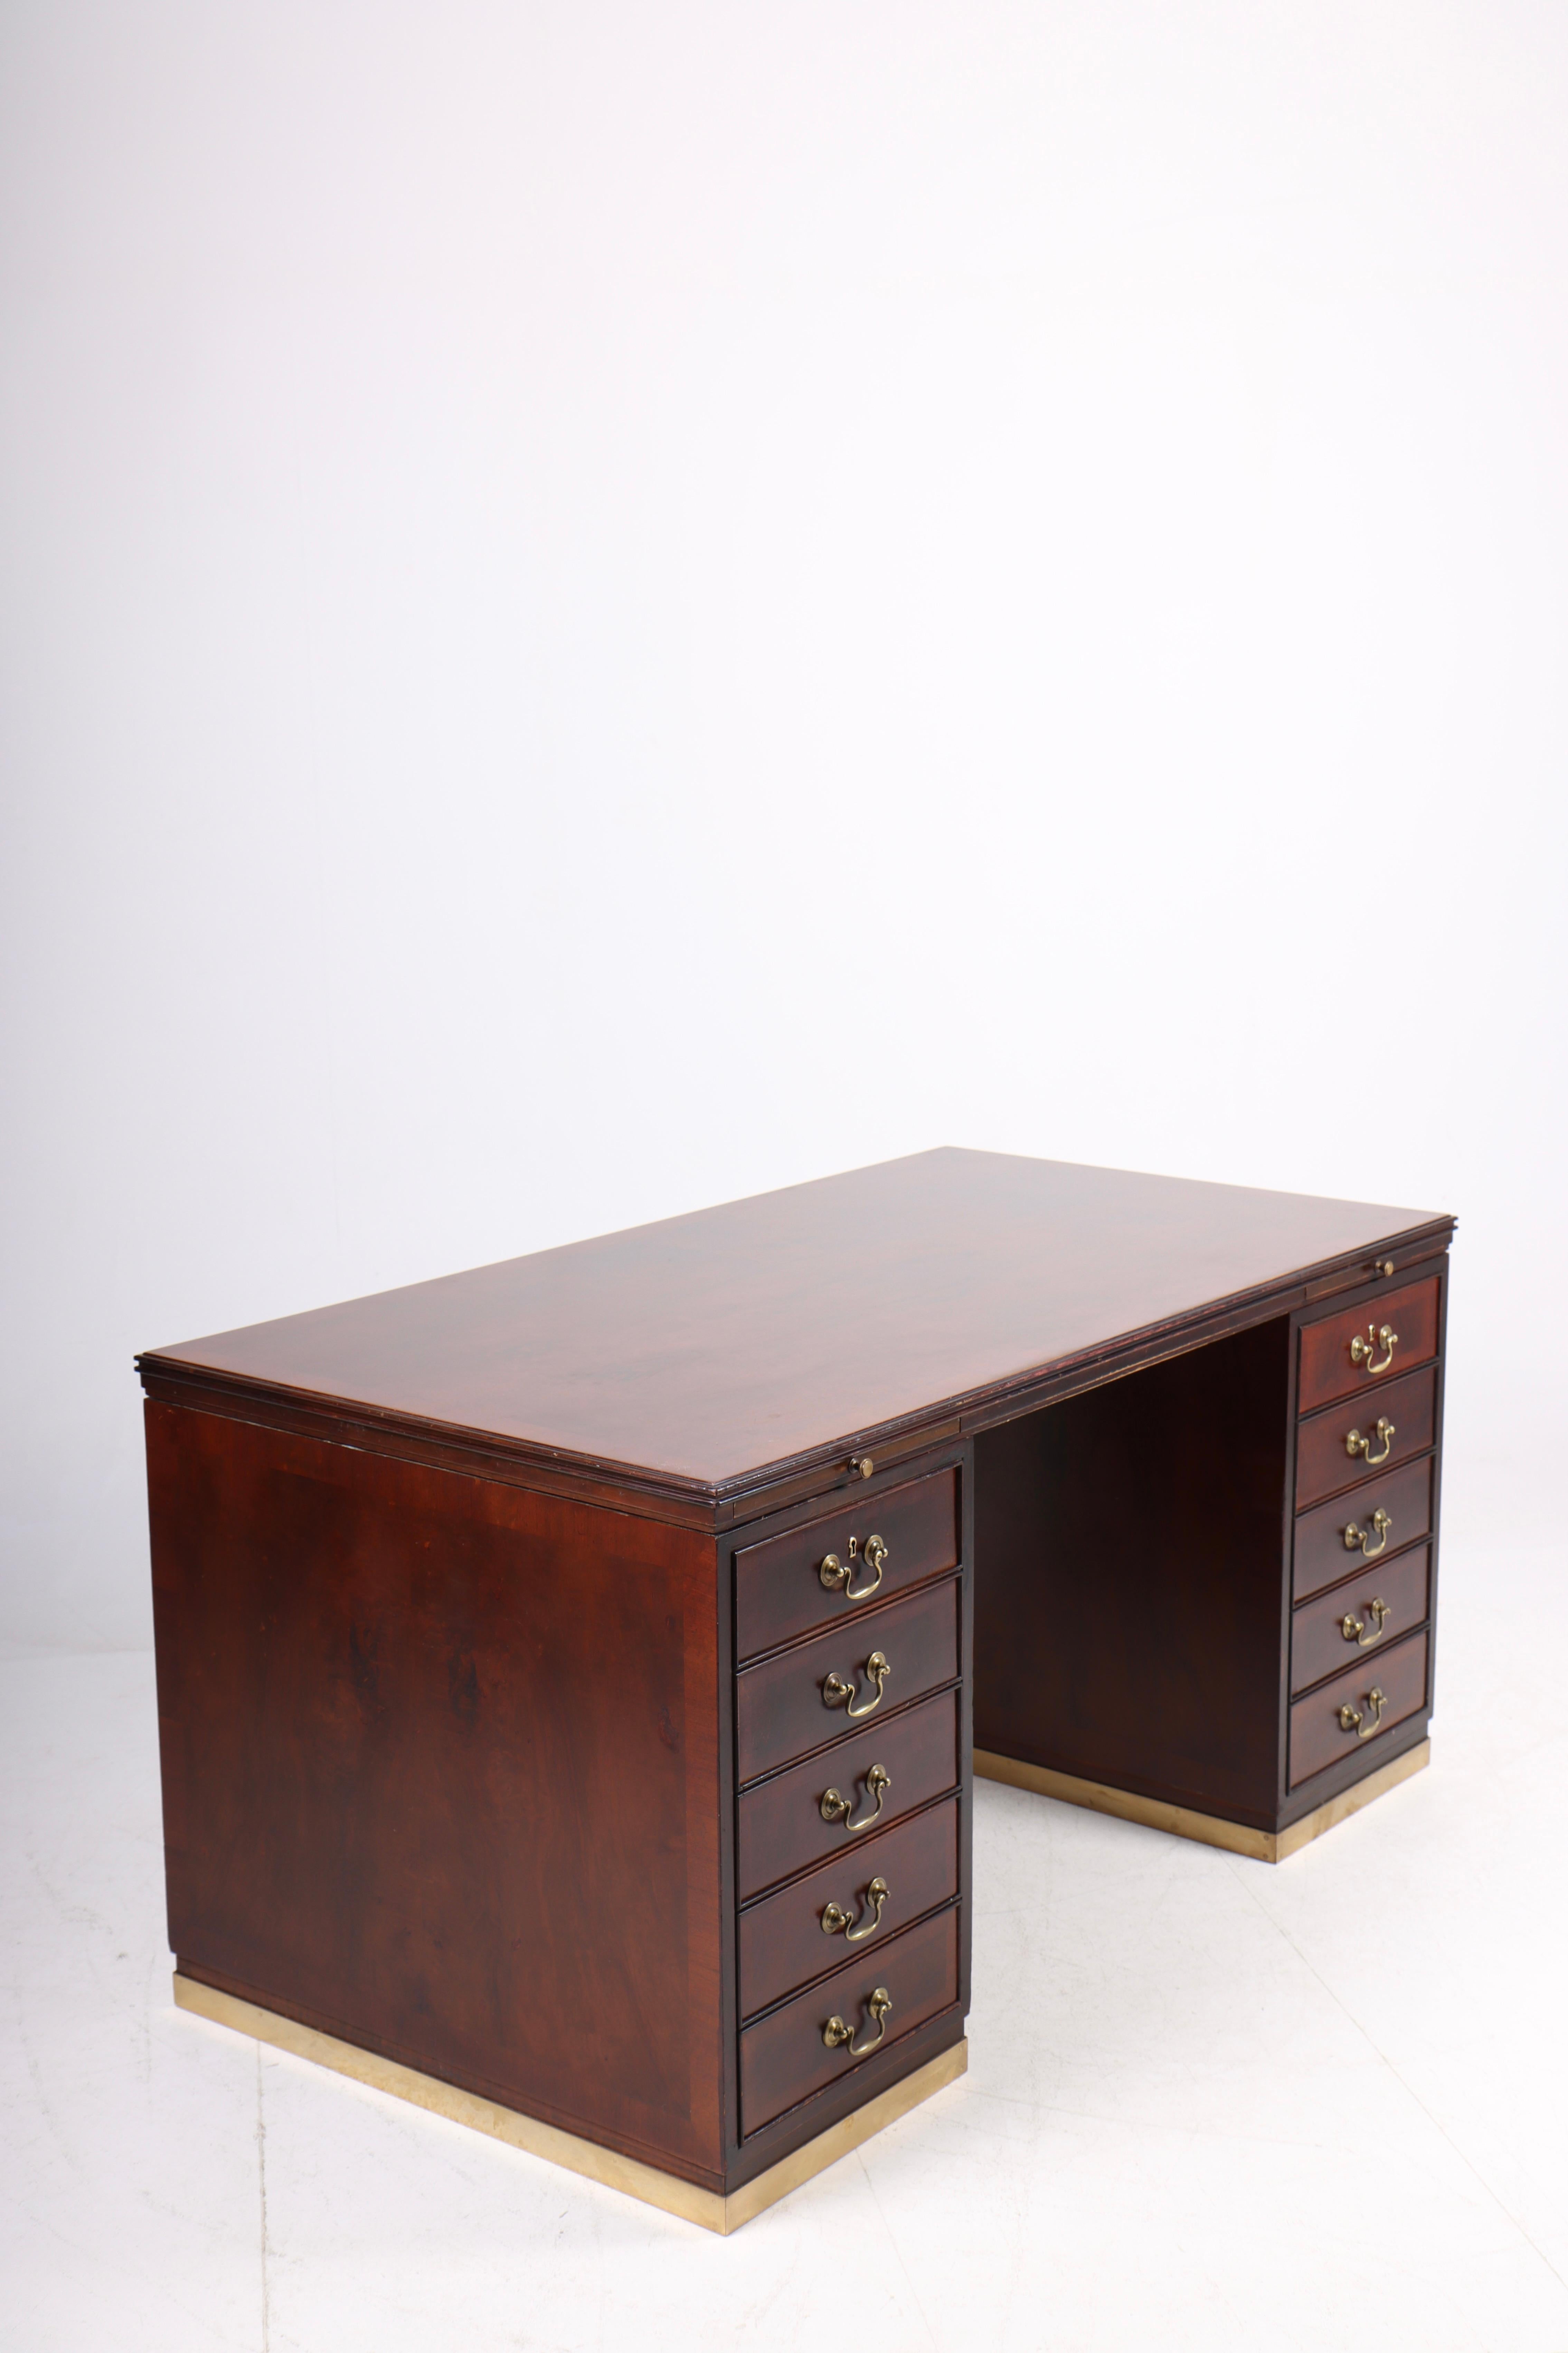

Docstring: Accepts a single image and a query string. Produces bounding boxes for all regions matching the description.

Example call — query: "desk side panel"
[972,1319,1290,1828]
[146,1400,725,2185]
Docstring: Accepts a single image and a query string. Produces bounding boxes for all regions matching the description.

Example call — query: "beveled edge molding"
[973,1740,1431,1864]
[171,1973,966,2235]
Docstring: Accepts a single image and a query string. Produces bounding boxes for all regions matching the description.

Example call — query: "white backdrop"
[3,0,1565,1651]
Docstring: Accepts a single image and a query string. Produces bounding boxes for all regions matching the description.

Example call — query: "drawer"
[739,1903,961,2137]
[1291,1543,1431,1696]
[1294,1363,1438,1512]
[1288,1627,1428,1789]
[738,1795,960,2021]
[736,1687,960,1903]
[736,1576,960,1787]
[1293,1453,1432,1603]
[1297,1276,1441,1415]
[735,1467,960,1664]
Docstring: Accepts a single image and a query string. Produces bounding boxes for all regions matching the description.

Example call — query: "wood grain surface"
[140,1150,1450,1494]
[148,1400,726,2182]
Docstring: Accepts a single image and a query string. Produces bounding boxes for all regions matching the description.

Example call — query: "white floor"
[5,1528,1567,2353]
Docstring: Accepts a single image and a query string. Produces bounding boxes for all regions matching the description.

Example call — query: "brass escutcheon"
[1340,1597,1391,1648]
[820,1763,891,1833]
[819,1533,889,1602]
[1338,1686,1387,1741]
[821,1876,889,1942]
[1350,1323,1399,1376]
[823,1986,892,2056]
[1345,1416,1396,1466]
[1342,1507,1391,1559]
[822,1651,891,1719]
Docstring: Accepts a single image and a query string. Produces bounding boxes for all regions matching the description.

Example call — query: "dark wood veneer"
[1290,1545,1430,1695]
[140,1149,1452,1526]
[147,1401,724,2179]
[736,1577,960,1787]
[735,1468,960,1662]
[738,1905,961,2138]
[974,1321,1291,1826]
[1292,1456,1433,1603]
[737,1797,960,2021]
[735,1689,961,1903]
[1288,1629,1429,1788]
[1293,1363,1438,1510]
[140,1152,1453,2213]
[1297,1276,1441,1415]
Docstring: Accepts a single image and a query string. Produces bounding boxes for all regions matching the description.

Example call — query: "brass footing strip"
[171,1973,966,2234]
[974,1740,1430,1863]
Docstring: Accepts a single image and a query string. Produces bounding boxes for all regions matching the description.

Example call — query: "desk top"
[139,1151,1453,1524]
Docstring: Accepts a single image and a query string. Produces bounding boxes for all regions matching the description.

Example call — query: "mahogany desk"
[138,1149,1453,2231]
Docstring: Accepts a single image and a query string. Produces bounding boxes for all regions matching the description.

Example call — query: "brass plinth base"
[172,1973,966,2234]
[974,1739,1430,1863]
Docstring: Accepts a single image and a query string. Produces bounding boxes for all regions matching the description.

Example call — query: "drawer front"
[736,1688,960,1903]
[736,1576,960,1787]
[735,1467,960,1663]
[738,1796,960,2022]
[1294,1363,1438,1512]
[739,1903,961,2138]
[1290,1544,1431,1696]
[1297,1276,1441,1415]
[1293,1453,1433,1603]
[1288,1627,1428,1788]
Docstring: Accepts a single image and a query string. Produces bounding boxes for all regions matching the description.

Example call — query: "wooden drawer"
[1294,1363,1438,1512]
[736,1576,960,1787]
[1293,1453,1432,1604]
[735,1467,960,1664]
[736,1688,960,1903]
[1288,1627,1428,1788]
[739,1903,961,2137]
[1291,1543,1431,1696]
[1297,1276,1441,1415]
[738,1796,960,2022]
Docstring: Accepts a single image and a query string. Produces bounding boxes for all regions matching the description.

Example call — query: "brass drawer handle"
[819,1534,889,1601]
[823,1986,892,2056]
[1345,1416,1395,1466]
[1350,1323,1398,1375]
[1343,1507,1391,1559]
[822,1876,889,1942]
[820,1764,890,1832]
[1340,1598,1390,1648]
[1338,1685,1386,1741]
[823,1651,891,1719]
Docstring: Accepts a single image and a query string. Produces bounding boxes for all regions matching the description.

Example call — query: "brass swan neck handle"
[822,1651,891,1719]
[819,1534,889,1601]
[1350,1323,1398,1376]
[1343,1507,1391,1559]
[822,1876,890,1943]
[823,1986,892,2057]
[820,1764,891,1833]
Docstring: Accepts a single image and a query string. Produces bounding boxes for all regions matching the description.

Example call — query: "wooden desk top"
[140,1150,1452,1521]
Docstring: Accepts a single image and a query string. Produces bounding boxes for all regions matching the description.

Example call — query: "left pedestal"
[145,1398,967,2225]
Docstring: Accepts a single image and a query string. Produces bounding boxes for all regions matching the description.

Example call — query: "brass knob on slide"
[823,1986,892,2056]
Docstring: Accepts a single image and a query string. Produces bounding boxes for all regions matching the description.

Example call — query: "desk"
[138,1149,1453,2231]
